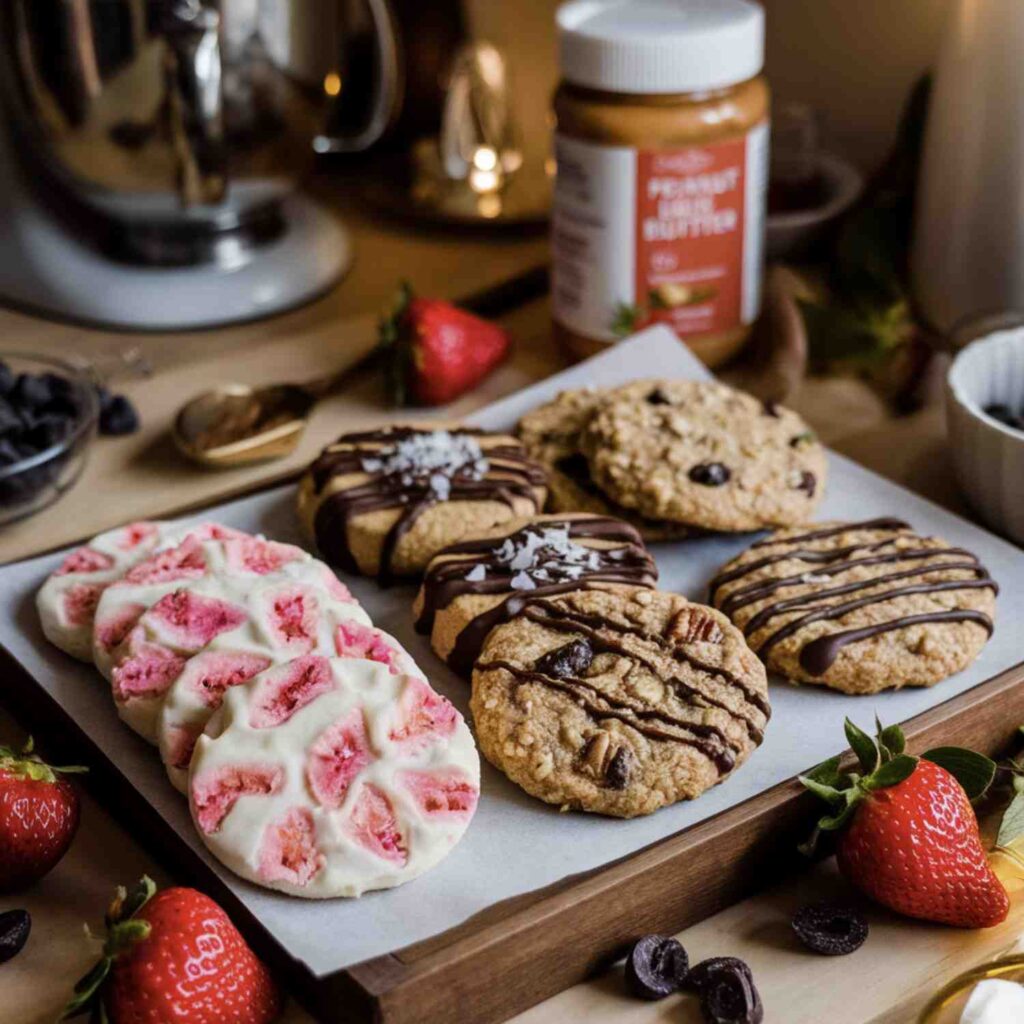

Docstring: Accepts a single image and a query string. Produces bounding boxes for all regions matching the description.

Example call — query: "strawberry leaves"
[0,736,87,784]
[921,747,997,800]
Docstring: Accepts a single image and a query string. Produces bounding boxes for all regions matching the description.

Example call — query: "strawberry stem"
[0,737,87,784]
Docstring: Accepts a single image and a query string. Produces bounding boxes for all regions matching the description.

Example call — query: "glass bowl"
[918,954,1024,1023]
[0,352,99,526]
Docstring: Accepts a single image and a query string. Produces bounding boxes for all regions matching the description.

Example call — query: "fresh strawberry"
[801,719,1008,929]
[0,738,85,891]
[63,876,282,1024]
[380,282,511,406]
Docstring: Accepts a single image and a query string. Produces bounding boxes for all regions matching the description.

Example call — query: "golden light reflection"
[323,72,342,97]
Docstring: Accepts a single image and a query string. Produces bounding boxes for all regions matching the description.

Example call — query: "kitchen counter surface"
[0,217,1017,1022]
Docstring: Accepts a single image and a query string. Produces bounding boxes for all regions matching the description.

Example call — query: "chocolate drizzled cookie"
[413,513,659,676]
[471,587,769,818]
[298,425,548,582]
[710,518,998,694]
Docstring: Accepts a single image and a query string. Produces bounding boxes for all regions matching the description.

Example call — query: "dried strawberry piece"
[345,784,407,865]
[258,807,324,887]
[55,546,114,576]
[112,641,187,702]
[62,582,104,627]
[389,678,458,753]
[185,522,249,543]
[334,621,400,672]
[223,537,305,575]
[146,589,247,651]
[401,770,478,819]
[307,709,374,808]
[180,650,272,708]
[264,586,319,653]
[123,536,207,585]
[164,724,198,771]
[116,522,159,550]
[249,656,335,729]
[94,602,146,652]
[192,763,284,833]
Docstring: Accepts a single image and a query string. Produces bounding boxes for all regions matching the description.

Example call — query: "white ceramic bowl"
[946,327,1024,544]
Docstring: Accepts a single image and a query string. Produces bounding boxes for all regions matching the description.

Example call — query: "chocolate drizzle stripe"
[521,599,770,727]
[749,517,910,550]
[755,578,998,658]
[713,545,981,612]
[476,659,737,774]
[739,561,994,635]
[799,610,995,676]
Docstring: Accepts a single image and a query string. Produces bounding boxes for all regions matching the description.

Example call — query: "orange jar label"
[552,125,767,342]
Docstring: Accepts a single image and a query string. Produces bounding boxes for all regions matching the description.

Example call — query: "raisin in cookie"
[298,425,548,582]
[709,518,997,694]
[413,513,658,676]
[471,587,769,818]
[516,388,693,541]
[579,379,826,532]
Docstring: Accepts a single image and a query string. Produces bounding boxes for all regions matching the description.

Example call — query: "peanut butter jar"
[552,0,769,366]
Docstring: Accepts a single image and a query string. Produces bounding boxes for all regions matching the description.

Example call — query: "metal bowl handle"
[313,0,402,155]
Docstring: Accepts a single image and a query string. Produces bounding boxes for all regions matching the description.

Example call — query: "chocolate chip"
[534,638,593,679]
[684,957,753,994]
[689,462,731,487]
[791,902,868,956]
[701,967,763,1024]
[795,471,816,497]
[0,910,30,964]
[646,388,672,406]
[763,399,780,418]
[11,373,52,410]
[0,363,13,396]
[554,453,600,494]
[99,394,140,436]
[605,747,631,789]
[624,934,689,1000]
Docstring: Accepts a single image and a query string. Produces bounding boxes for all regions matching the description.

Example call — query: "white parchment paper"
[2,326,1022,976]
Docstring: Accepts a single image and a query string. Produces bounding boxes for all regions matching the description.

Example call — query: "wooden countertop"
[1,233,1017,1023]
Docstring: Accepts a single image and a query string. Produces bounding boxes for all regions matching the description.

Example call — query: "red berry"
[0,740,83,891]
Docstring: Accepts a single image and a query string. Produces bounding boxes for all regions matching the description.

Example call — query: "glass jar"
[551,0,770,367]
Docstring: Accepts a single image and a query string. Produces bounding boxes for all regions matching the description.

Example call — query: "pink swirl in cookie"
[249,656,335,729]
[146,589,247,650]
[123,535,208,585]
[112,640,187,701]
[55,546,114,576]
[388,678,459,753]
[116,522,159,550]
[401,770,478,819]
[193,763,284,834]
[258,807,324,887]
[265,585,319,652]
[181,649,272,708]
[306,709,374,808]
[345,784,407,865]
[334,621,400,672]
[95,602,147,652]
[223,537,305,575]
[62,583,104,627]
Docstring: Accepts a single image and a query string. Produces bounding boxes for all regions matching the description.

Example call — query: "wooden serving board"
[2,329,1023,1024]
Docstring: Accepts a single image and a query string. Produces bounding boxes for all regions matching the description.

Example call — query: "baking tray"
[2,326,1023,1024]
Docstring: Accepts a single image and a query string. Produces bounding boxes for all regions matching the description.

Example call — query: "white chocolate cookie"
[189,657,479,898]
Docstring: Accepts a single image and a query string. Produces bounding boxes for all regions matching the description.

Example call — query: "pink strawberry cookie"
[156,585,374,791]
[189,657,479,898]
[36,520,171,661]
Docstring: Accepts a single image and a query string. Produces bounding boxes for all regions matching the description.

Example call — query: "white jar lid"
[557,0,765,95]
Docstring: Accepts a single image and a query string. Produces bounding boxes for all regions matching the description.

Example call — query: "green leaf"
[863,754,918,790]
[845,718,880,774]
[818,794,860,832]
[997,791,1024,849]
[923,747,997,800]
[803,756,845,790]
[878,722,906,758]
[798,773,845,806]
[60,958,111,1019]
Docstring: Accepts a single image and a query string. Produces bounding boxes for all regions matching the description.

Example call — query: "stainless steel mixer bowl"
[0,0,400,264]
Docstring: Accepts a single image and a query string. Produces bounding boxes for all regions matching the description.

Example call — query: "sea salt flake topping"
[465,564,487,582]
[361,431,489,501]
[496,526,604,591]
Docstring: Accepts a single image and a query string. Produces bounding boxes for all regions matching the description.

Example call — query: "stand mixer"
[0,0,400,330]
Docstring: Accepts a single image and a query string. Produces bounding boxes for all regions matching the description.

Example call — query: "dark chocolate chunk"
[0,439,20,466]
[12,373,52,410]
[554,453,599,493]
[624,934,689,1000]
[0,362,13,396]
[605,747,632,789]
[646,388,672,406]
[99,394,141,436]
[795,470,816,497]
[684,957,754,994]
[791,902,868,956]
[689,462,731,487]
[0,909,30,964]
[25,415,71,453]
[0,400,20,436]
[700,966,763,1024]
[534,638,593,680]
[763,399,780,418]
